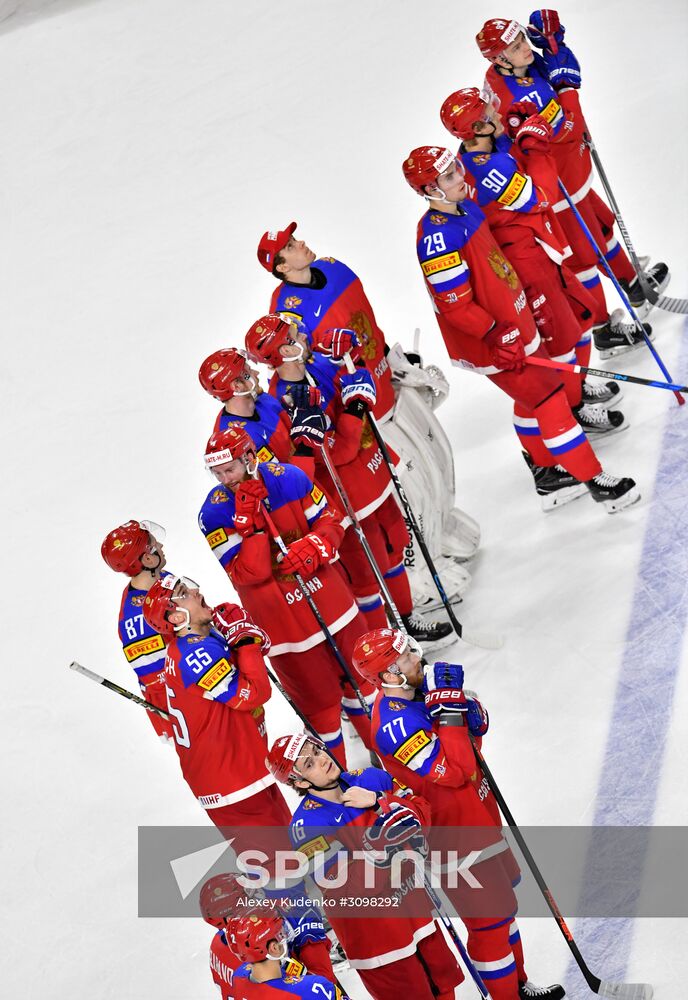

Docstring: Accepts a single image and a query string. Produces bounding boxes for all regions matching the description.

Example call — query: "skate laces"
[593,472,620,488]
[577,404,611,425]
[609,309,643,339]
[520,984,555,997]
[583,381,611,399]
[406,612,443,633]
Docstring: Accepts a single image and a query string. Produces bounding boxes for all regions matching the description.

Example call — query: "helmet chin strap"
[381,671,413,692]
[173,607,191,633]
[234,375,259,399]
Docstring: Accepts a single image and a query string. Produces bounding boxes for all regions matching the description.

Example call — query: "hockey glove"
[525,286,556,343]
[233,479,268,537]
[290,406,331,449]
[212,602,272,652]
[542,43,581,90]
[504,99,539,140]
[312,327,362,363]
[339,369,377,410]
[282,384,323,410]
[363,799,428,869]
[527,9,565,53]
[484,322,526,373]
[463,689,490,737]
[514,113,553,154]
[278,532,337,578]
[423,661,466,716]
[284,905,327,949]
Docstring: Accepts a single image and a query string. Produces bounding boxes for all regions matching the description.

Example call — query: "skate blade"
[604,485,641,514]
[540,483,588,511]
[597,342,645,360]
[582,419,630,438]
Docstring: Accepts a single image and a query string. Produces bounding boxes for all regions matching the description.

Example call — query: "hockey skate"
[573,401,628,437]
[580,379,623,408]
[402,611,454,651]
[593,309,653,360]
[621,261,670,319]
[523,452,587,511]
[586,472,640,513]
[519,981,566,999]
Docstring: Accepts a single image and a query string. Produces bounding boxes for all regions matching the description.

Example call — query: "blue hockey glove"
[542,43,581,89]
[340,369,376,410]
[363,800,428,868]
[527,9,565,52]
[284,904,327,948]
[464,690,490,737]
[423,662,466,718]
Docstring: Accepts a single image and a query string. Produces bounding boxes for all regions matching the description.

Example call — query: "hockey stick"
[584,132,688,316]
[291,378,406,631]
[257,491,372,718]
[340,353,503,651]
[557,180,684,408]
[69,661,171,719]
[525,354,688,395]
[471,740,653,999]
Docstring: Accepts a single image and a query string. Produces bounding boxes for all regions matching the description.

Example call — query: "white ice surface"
[1,1,687,997]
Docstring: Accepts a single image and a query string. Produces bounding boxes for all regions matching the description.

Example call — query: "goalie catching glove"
[211,602,272,652]
[278,532,337,579]
[362,797,428,868]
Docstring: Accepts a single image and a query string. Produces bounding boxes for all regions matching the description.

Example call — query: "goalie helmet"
[101,520,165,576]
[476,18,525,59]
[199,873,256,928]
[440,88,495,141]
[227,914,286,963]
[266,733,327,785]
[198,348,251,402]
[204,425,255,470]
[402,146,461,196]
[352,628,422,688]
[245,314,295,368]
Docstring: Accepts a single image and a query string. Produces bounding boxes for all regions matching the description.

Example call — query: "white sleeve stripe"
[426,261,469,285]
[405,741,437,772]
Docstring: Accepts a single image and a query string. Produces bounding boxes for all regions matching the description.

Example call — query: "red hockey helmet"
[199,873,254,928]
[402,146,460,196]
[204,426,255,471]
[352,628,414,686]
[440,88,497,141]
[142,575,180,638]
[101,520,165,576]
[476,18,524,59]
[199,348,250,403]
[245,314,295,368]
[257,222,297,273]
[266,733,327,786]
[227,914,286,963]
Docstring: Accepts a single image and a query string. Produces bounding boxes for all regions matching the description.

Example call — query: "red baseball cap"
[257,222,297,273]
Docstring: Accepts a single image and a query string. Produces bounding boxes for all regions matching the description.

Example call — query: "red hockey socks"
[464,917,520,998]
[383,560,413,617]
[309,705,347,769]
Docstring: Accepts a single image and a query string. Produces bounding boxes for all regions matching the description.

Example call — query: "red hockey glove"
[484,322,526,373]
[212,602,272,652]
[233,479,268,537]
[504,99,539,140]
[278,533,337,579]
[515,113,553,155]
[312,327,363,363]
[524,286,556,343]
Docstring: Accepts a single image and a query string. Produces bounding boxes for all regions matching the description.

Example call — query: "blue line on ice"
[565,317,688,997]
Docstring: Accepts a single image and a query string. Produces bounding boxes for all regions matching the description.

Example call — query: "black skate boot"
[586,472,640,513]
[593,309,653,360]
[580,379,623,408]
[621,261,670,318]
[523,452,587,511]
[519,982,566,1000]
[401,612,453,651]
[573,401,628,436]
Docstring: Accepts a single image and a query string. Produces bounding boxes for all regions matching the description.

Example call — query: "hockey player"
[476,13,668,356]
[352,628,565,1000]
[403,144,640,513]
[245,313,452,641]
[200,873,334,998]
[258,221,395,424]
[228,914,349,999]
[440,87,629,506]
[198,423,376,762]
[266,732,465,1000]
[142,575,291,842]
[101,519,174,743]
